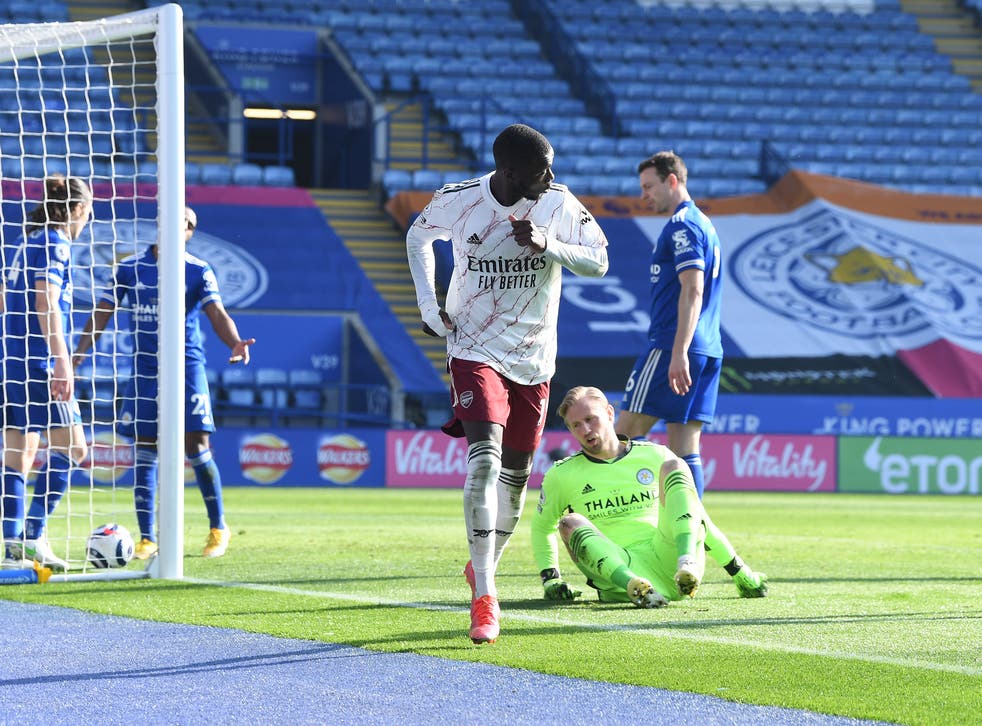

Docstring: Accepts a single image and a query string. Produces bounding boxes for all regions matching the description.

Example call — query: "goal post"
[0,4,185,581]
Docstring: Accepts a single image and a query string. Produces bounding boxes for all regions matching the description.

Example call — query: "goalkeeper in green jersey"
[531,386,767,607]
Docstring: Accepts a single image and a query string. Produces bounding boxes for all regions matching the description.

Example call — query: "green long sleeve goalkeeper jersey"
[530,439,671,574]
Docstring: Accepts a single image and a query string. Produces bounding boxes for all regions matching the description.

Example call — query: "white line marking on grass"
[186,577,980,677]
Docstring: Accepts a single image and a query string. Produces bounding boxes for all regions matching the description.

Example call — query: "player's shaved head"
[493,124,552,169]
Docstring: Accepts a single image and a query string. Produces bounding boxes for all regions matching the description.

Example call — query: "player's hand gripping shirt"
[531,439,671,574]
[101,247,222,373]
[407,174,609,385]
[647,201,723,358]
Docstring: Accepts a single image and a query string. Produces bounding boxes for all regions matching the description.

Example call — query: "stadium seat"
[221,367,257,409]
[261,165,295,187]
[442,170,472,186]
[135,159,157,183]
[256,367,289,411]
[232,162,263,186]
[185,161,202,185]
[411,169,445,191]
[0,155,23,178]
[200,163,233,186]
[382,169,412,195]
[288,369,324,412]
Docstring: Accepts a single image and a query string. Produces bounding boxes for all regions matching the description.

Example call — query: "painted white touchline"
[184,577,980,677]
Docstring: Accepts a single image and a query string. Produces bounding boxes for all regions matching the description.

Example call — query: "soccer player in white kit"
[406,124,609,643]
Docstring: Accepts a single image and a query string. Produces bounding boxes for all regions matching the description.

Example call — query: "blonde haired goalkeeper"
[532,386,767,606]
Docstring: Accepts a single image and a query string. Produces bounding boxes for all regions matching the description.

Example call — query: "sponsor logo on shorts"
[730,208,982,342]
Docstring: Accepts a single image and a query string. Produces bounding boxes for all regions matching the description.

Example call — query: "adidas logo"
[466,233,482,245]
[675,513,692,522]
[581,483,594,494]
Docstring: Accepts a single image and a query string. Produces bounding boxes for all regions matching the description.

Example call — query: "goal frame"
[0,3,186,581]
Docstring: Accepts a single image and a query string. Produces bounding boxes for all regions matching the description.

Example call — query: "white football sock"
[493,466,531,567]
[463,439,502,599]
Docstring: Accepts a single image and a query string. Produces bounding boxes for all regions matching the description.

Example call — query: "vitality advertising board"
[700,434,837,493]
[385,430,581,488]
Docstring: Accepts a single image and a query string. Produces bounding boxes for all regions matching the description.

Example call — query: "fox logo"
[730,206,982,342]
[807,246,924,286]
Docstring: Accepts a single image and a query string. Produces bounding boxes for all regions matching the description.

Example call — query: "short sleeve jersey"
[647,201,723,357]
[2,227,74,375]
[101,247,221,373]
[408,173,608,385]
[530,439,671,573]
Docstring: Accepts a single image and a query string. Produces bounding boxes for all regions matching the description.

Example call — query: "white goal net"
[0,4,185,581]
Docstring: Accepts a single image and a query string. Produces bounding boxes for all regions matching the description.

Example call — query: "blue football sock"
[1,468,26,540]
[25,452,72,540]
[190,450,225,530]
[683,452,705,499]
[134,446,159,541]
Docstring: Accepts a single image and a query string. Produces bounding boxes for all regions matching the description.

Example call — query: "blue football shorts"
[117,363,216,439]
[2,373,82,432]
[621,347,721,424]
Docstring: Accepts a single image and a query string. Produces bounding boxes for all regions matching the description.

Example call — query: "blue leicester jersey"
[647,201,723,358]
[100,247,222,373]
[2,227,74,375]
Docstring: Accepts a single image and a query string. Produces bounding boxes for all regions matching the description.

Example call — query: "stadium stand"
[135,0,982,198]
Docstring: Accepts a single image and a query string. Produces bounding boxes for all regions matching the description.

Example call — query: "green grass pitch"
[2,488,979,725]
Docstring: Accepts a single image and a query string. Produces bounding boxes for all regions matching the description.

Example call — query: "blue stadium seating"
[381,169,412,194]
[9,0,969,199]
[288,368,325,413]
[411,169,445,191]
[185,161,202,185]
[200,163,234,186]
[232,163,263,186]
[262,165,296,186]
[256,367,289,410]
[221,367,257,408]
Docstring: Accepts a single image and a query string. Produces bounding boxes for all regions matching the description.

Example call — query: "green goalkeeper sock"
[567,525,636,590]
[664,468,702,560]
[704,513,740,567]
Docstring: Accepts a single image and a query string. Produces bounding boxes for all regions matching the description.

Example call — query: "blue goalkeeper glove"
[543,578,581,601]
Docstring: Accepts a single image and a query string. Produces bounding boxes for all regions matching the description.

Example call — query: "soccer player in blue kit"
[616,152,722,499]
[73,207,254,559]
[2,175,93,571]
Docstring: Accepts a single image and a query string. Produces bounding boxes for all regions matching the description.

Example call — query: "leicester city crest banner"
[633,193,982,397]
